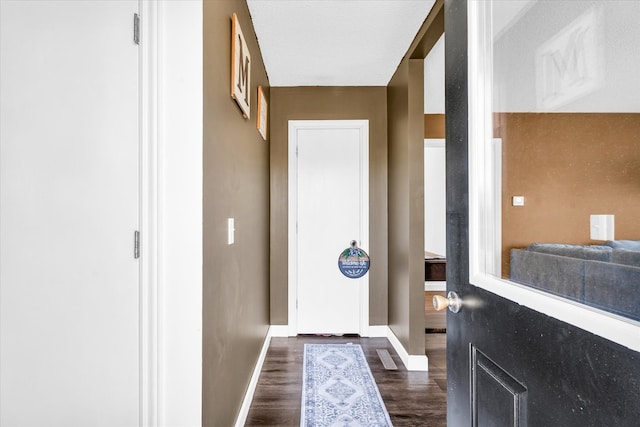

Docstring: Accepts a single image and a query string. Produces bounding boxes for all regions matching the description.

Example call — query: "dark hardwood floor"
[246,293,447,426]
[245,335,446,426]
[424,291,447,394]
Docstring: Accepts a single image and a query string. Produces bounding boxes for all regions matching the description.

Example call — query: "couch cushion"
[611,249,640,267]
[603,240,640,252]
[511,249,585,302]
[584,262,640,321]
[527,243,612,261]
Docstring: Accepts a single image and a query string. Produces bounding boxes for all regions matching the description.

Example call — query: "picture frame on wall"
[231,12,251,118]
[257,86,268,140]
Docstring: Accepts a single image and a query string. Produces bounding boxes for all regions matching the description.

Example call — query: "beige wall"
[203,1,270,425]
[269,87,389,326]
[500,113,640,277]
[387,59,427,355]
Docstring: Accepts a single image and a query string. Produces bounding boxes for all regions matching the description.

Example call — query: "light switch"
[590,214,614,241]
[227,218,235,245]
[512,196,525,206]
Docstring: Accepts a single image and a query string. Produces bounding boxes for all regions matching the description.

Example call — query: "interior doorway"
[423,30,448,394]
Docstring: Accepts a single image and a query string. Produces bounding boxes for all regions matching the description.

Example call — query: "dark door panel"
[472,346,527,427]
[451,285,640,426]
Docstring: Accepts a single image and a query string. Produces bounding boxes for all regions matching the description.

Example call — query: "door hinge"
[134,230,140,259]
[133,13,140,45]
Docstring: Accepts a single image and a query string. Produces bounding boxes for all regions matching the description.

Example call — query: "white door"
[1,2,140,425]
[289,120,369,335]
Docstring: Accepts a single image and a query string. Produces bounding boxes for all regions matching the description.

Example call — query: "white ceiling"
[247,0,436,87]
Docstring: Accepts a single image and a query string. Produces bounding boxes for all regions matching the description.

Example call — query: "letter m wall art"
[231,12,251,119]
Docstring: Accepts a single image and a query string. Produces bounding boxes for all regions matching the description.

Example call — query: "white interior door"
[289,120,369,335]
[1,1,140,425]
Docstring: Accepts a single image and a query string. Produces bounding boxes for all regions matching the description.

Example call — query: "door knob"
[433,291,462,313]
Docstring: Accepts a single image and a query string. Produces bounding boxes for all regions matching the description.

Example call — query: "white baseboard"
[269,324,389,338]
[234,327,273,427]
[269,324,291,337]
[386,327,429,371]
[367,325,389,337]
[425,281,446,291]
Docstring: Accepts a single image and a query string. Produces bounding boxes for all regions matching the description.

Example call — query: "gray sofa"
[510,240,640,321]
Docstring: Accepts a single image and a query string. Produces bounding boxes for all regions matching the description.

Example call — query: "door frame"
[287,120,370,337]
[140,1,158,422]
[140,1,203,424]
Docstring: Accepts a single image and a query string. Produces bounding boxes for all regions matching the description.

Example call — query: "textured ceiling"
[247,0,435,87]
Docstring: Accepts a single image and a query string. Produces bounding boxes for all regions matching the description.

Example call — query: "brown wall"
[387,58,426,355]
[203,1,270,425]
[269,87,389,325]
[501,113,640,277]
[383,0,443,357]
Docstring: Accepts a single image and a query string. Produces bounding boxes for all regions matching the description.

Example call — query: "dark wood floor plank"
[245,335,447,426]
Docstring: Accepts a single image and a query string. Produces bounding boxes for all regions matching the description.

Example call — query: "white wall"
[424,140,446,256]
[424,34,445,114]
[157,2,203,426]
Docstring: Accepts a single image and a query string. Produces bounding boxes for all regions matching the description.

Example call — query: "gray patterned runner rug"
[301,343,393,427]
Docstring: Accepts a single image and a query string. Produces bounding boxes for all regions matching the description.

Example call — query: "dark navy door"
[444,1,640,425]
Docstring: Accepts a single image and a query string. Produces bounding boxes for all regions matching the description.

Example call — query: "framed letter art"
[231,13,251,118]
[257,86,268,140]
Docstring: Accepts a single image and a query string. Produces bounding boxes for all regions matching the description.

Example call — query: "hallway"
[245,335,446,426]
